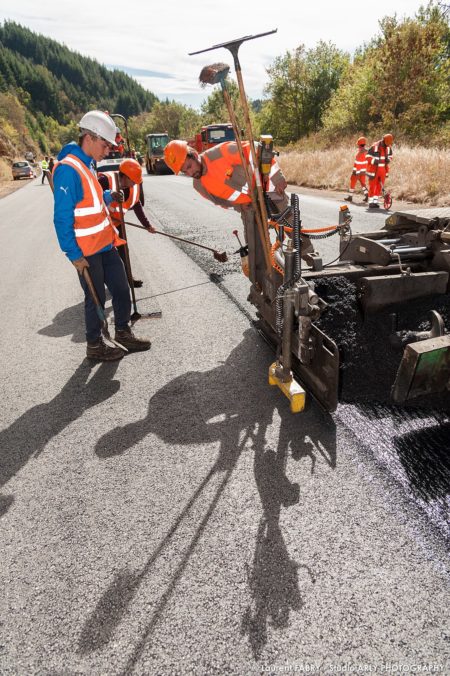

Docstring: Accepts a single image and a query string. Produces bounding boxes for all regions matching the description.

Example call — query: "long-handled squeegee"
[190,30,278,275]
[124,220,228,262]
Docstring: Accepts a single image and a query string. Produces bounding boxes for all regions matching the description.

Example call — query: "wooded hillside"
[0,21,156,122]
[0,20,158,164]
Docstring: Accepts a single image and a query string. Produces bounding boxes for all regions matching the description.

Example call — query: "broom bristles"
[199,63,230,87]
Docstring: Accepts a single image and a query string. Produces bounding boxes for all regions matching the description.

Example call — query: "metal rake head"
[199,63,230,88]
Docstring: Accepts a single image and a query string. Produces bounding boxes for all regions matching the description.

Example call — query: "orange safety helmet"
[119,158,142,184]
[383,133,394,146]
[357,136,367,146]
[164,140,188,175]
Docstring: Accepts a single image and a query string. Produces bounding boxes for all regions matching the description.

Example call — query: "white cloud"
[0,0,427,107]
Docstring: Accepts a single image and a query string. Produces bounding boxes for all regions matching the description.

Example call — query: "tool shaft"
[124,220,220,254]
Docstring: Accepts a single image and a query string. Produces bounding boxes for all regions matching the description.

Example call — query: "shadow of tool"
[240,400,335,659]
[0,361,121,517]
[79,329,336,667]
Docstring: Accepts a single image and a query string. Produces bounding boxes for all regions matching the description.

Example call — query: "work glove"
[111,190,124,203]
[72,257,89,274]
[145,223,156,233]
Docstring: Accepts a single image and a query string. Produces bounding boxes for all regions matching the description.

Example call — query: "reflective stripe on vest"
[200,142,254,204]
[353,149,367,175]
[199,141,282,205]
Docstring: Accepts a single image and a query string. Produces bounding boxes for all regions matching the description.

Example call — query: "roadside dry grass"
[279,145,450,206]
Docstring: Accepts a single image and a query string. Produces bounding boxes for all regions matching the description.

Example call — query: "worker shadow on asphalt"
[240,441,319,660]
[38,301,87,343]
[38,299,116,344]
[0,360,121,518]
[82,329,335,663]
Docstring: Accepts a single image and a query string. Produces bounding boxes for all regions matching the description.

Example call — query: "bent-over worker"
[163,139,314,260]
[98,158,155,288]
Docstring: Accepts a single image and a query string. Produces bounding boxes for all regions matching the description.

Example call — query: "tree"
[322,56,377,136]
[370,3,450,138]
[135,101,202,140]
[322,1,450,142]
[260,42,348,143]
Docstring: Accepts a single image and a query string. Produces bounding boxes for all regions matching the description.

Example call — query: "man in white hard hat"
[53,110,151,361]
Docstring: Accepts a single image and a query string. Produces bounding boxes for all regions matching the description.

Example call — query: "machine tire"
[146,161,152,175]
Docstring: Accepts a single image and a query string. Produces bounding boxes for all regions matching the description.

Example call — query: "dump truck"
[188,123,235,153]
[145,133,170,174]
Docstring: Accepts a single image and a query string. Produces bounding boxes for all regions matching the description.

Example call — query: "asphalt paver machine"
[191,31,450,413]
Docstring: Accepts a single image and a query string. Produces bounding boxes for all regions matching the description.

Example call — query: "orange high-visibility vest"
[100,171,140,221]
[58,154,125,256]
[352,148,367,175]
[366,142,392,178]
[198,141,283,205]
[200,142,253,204]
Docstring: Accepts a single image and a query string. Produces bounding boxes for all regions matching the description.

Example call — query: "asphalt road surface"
[0,176,448,675]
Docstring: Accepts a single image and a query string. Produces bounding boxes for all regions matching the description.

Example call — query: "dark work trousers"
[78,247,131,343]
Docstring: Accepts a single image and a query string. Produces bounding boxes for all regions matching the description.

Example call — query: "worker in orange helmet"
[98,158,155,288]
[344,136,368,203]
[115,128,126,156]
[163,139,314,264]
[366,133,394,209]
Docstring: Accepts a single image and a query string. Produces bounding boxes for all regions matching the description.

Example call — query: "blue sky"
[0,0,428,109]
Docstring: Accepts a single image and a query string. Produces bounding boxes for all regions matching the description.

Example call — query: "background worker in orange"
[163,139,313,258]
[344,136,368,203]
[115,128,126,156]
[98,158,155,288]
[366,133,394,209]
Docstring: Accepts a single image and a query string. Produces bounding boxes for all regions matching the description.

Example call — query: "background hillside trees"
[322,1,450,143]
[0,1,449,164]
[0,21,156,124]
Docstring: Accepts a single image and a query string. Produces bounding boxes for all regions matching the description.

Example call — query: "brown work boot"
[86,336,125,361]
[115,327,151,352]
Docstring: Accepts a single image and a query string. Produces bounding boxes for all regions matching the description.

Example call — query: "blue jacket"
[53,142,113,261]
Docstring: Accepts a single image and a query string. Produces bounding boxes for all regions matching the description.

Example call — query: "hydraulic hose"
[265,194,340,239]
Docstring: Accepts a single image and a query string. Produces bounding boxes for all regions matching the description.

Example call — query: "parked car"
[12,161,35,180]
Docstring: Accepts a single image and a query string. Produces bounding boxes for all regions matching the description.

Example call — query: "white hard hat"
[78,110,117,146]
